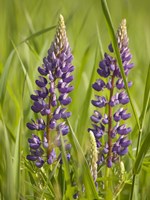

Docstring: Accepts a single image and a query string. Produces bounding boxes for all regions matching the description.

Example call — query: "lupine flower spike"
[26,14,74,168]
[87,131,98,183]
[89,19,133,168]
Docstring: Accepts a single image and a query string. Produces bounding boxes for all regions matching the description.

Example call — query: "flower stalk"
[46,95,52,157]
[107,73,115,166]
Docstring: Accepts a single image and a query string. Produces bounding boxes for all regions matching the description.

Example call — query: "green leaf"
[96,24,104,58]
[13,118,21,199]
[58,165,65,197]
[130,64,150,177]
[134,64,150,160]
[133,129,150,174]
[140,64,150,127]
[20,25,56,44]
[0,50,15,105]
[1,116,15,199]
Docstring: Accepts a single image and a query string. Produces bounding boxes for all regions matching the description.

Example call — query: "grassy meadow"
[0,0,150,199]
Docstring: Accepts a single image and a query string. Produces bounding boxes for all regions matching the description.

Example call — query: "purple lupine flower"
[89,19,133,167]
[26,15,74,168]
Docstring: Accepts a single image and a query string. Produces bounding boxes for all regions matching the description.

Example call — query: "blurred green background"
[0,0,150,199]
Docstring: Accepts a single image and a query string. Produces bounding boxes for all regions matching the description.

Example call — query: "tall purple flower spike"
[26,15,74,168]
[89,19,133,168]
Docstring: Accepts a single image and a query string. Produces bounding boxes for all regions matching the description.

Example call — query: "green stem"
[135,128,143,157]
[130,128,142,200]
[130,174,136,200]
[105,167,112,200]
[105,166,109,200]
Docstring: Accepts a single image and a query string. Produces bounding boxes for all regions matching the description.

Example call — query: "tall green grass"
[0,0,150,199]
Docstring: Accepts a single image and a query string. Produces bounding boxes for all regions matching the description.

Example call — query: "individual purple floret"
[26,14,74,168]
[89,19,133,168]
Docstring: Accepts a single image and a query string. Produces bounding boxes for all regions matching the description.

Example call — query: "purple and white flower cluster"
[89,19,133,167]
[26,15,74,168]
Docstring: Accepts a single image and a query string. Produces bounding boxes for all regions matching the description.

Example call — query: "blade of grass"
[73,5,92,51]
[140,64,150,128]
[60,134,71,184]
[58,165,65,198]
[96,24,104,58]
[0,106,15,141]
[13,118,21,199]
[76,46,98,145]
[1,118,15,199]
[75,44,92,90]
[133,64,150,174]
[25,42,41,61]
[0,50,15,105]
[133,129,150,174]
[130,65,150,199]
[7,84,21,122]
[67,119,100,199]
[60,134,73,199]
[134,64,150,160]
[19,25,56,44]
[11,40,33,94]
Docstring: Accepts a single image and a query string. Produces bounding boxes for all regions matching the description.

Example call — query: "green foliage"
[0,0,150,199]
